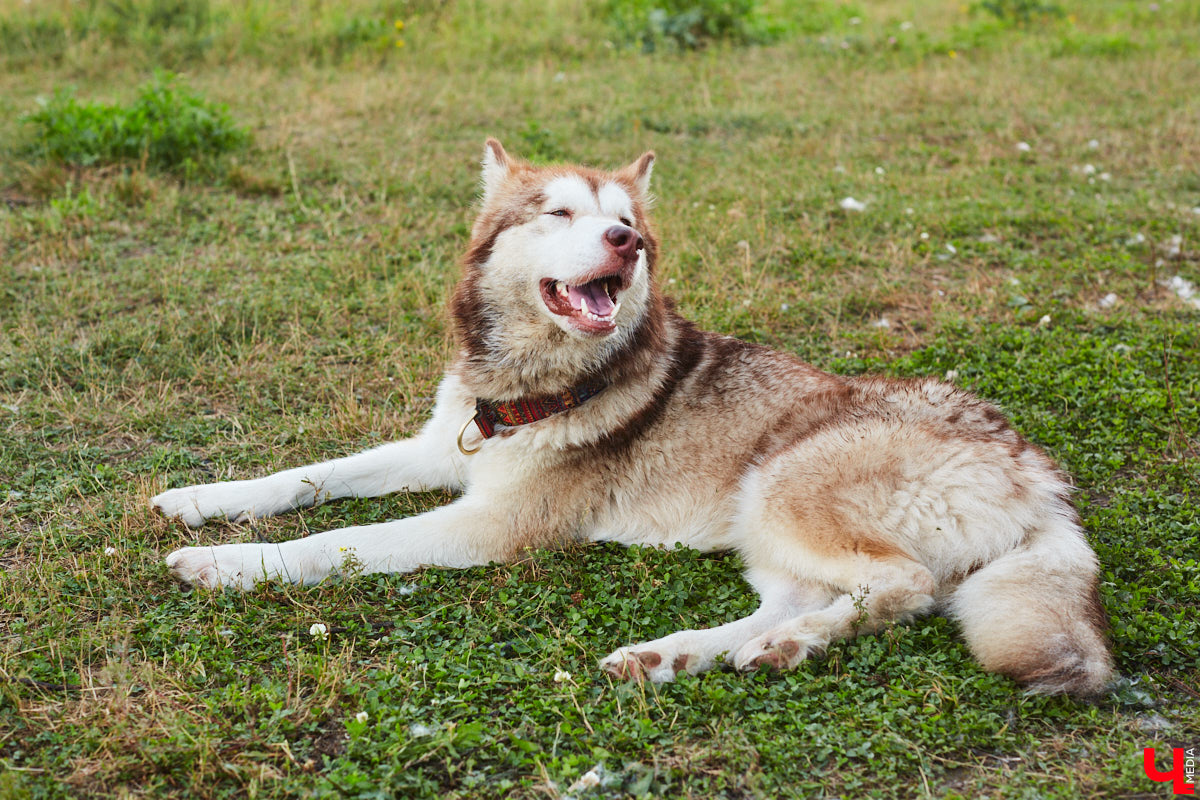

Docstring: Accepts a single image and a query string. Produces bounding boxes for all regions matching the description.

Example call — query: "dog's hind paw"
[733,632,821,673]
[600,647,695,683]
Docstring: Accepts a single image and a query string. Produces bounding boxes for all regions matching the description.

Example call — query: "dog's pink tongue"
[568,282,615,316]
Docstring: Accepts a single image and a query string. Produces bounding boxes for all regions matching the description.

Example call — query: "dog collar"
[457,377,608,454]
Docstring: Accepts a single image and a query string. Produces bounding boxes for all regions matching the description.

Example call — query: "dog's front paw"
[152,487,204,527]
[152,483,260,527]
[165,544,280,590]
[600,647,692,683]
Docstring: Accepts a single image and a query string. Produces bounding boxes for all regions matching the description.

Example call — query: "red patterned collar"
[472,376,608,440]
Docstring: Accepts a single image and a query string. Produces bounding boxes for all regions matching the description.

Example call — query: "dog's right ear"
[480,138,512,205]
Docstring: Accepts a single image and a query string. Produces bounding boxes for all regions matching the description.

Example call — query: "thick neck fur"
[450,270,673,401]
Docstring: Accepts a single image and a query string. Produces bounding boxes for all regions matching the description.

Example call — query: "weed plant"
[21,72,246,175]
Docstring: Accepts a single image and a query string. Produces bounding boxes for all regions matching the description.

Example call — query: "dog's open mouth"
[540,275,624,334]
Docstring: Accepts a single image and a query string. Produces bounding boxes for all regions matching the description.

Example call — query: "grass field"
[1,0,1198,797]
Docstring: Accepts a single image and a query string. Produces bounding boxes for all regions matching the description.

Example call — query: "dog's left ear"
[619,151,655,197]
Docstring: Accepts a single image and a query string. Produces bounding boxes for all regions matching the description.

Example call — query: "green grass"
[1,0,1199,797]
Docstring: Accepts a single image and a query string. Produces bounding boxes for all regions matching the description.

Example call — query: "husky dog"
[154,140,1112,695]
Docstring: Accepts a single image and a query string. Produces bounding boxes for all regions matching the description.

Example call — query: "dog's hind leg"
[599,570,831,682]
[152,375,473,527]
[731,557,936,672]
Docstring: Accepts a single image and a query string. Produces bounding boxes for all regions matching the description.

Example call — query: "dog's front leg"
[152,377,472,527]
[165,497,513,590]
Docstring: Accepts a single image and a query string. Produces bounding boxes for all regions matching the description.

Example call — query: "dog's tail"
[949,516,1113,696]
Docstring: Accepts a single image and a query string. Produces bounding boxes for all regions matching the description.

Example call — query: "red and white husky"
[154,141,1112,695]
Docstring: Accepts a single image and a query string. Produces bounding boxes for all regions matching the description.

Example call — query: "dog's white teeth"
[556,281,569,298]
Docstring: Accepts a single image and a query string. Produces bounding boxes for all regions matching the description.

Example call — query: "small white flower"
[104,547,117,556]
[553,669,572,683]
[1081,163,1097,175]
[1098,172,1111,182]
[780,303,790,311]
[945,243,957,254]
[874,166,885,175]
[1192,207,1200,215]
[355,711,369,723]
[944,369,959,381]
[919,231,930,240]
[904,207,914,215]
[668,278,677,284]
[1126,232,1146,246]
[309,623,329,640]
[1088,139,1100,149]
[1163,234,1183,257]
[553,71,566,82]
[742,299,752,307]
[409,723,434,737]
[900,20,914,30]
[839,197,867,212]
[978,232,1001,243]
[1038,315,1052,327]
[1098,292,1119,309]
[1016,142,1032,153]
[871,317,891,328]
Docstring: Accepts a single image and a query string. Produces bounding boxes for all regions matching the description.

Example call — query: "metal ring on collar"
[457,411,481,456]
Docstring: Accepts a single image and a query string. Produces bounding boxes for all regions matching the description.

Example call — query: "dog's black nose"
[604,225,643,259]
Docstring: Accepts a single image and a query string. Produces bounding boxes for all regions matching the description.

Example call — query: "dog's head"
[452,140,661,393]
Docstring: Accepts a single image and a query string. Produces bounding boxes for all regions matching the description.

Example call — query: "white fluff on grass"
[567,765,605,793]
[839,196,867,212]
[1163,275,1200,309]
[1099,293,1119,310]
